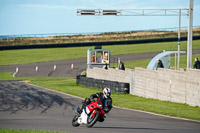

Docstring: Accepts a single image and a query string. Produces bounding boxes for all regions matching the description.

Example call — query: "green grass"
[0,72,16,80]
[104,40,200,55]
[0,73,97,98]
[0,73,200,121]
[124,59,151,69]
[112,94,200,120]
[30,77,98,98]
[0,129,69,133]
[0,40,200,66]
[170,54,200,68]
[0,40,200,122]
[123,54,200,69]
[0,46,92,66]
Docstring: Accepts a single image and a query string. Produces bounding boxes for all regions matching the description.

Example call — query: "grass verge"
[0,40,200,66]
[0,129,69,133]
[0,72,200,121]
[123,54,200,69]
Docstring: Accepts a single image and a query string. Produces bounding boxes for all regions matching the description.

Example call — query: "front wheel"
[87,111,99,128]
[72,115,80,127]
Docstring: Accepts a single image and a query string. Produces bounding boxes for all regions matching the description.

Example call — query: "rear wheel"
[87,111,99,128]
[72,115,80,127]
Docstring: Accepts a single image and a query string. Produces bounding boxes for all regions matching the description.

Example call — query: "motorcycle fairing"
[77,109,88,124]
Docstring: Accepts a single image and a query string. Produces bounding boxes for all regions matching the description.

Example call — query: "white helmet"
[103,87,111,98]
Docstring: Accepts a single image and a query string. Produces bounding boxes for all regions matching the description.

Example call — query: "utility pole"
[177,9,181,69]
[187,0,193,68]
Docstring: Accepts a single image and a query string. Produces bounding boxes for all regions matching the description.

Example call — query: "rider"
[80,87,112,122]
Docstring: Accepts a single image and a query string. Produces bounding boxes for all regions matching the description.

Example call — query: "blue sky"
[0,0,199,35]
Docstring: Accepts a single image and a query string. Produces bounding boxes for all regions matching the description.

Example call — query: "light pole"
[187,0,194,68]
[178,9,181,69]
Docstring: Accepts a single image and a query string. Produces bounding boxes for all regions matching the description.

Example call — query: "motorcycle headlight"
[97,102,102,108]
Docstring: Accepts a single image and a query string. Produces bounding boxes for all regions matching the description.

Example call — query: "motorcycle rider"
[80,87,112,122]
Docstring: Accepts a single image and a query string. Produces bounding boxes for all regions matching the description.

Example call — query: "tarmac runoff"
[2,50,200,78]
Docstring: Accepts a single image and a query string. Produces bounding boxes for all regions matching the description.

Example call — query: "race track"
[0,52,160,77]
[1,50,200,77]
[0,81,199,133]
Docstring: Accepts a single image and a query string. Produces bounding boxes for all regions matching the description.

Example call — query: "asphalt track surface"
[1,49,200,77]
[0,81,200,133]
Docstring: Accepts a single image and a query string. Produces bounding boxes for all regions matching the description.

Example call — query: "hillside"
[0,28,200,46]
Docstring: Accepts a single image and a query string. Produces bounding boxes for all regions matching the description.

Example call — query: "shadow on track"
[0,81,75,114]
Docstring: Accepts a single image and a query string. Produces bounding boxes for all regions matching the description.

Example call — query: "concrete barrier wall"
[134,67,200,107]
[87,67,132,83]
[87,67,200,107]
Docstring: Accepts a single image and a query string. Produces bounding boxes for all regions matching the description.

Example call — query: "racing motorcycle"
[72,98,106,128]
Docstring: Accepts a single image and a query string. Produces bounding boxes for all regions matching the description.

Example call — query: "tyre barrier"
[76,75,129,94]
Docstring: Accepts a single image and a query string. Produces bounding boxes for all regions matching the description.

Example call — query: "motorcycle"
[72,98,106,128]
